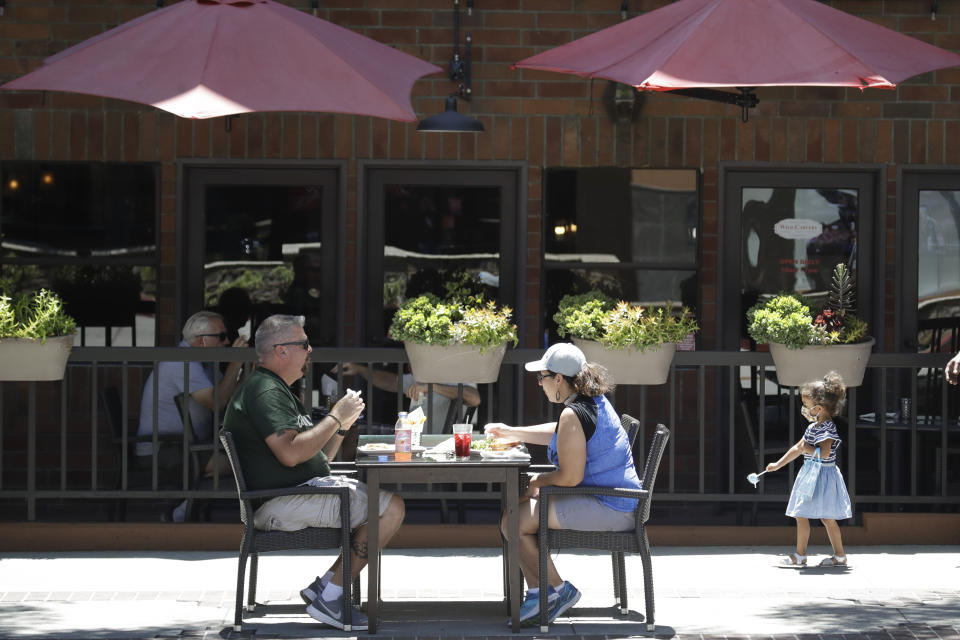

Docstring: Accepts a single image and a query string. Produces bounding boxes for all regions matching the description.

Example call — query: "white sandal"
[780,552,807,566]
[818,555,847,567]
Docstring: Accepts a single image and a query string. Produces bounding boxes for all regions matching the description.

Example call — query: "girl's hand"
[765,462,778,473]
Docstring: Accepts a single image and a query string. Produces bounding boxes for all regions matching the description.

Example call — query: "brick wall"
[0,0,958,348]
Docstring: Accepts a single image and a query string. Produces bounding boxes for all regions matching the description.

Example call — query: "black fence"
[0,347,957,523]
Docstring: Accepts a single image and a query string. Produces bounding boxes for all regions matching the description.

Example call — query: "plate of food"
[357,443,426,455]
[472,437,522,451]
[478,448,530,459]
[471,437,528,458]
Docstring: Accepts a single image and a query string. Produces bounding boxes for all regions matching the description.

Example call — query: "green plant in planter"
[389,294,517,352]
[747,263,869,350]
[0,289,77,341]
[554,291,698,352]
[552,290,616,341]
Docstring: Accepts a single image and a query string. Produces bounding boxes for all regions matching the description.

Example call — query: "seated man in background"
[136,311,247,489]
[335,362,480,433]
[223,314,405,631]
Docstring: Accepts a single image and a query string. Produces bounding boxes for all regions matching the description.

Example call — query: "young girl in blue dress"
[765,371,852,567]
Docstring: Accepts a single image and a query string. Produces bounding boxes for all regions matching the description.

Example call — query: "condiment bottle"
[394,411,412,461]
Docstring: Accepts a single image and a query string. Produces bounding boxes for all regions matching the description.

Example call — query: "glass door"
[360,165,522,429]
[899,169,960,449]
[362,166,521,346]
[721,166,882,351]
[900,169,960,352]
[183,164,341,345]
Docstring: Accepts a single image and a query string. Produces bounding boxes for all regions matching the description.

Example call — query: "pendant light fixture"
[418,0,484,133]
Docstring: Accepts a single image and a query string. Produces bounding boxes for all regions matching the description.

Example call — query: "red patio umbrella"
[514,0,960,112]
[1,0,442,122]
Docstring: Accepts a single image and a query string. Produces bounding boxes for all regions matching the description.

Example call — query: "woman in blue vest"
[484,342,642,626]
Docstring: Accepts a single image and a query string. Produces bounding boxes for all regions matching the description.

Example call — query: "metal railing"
[1,347,957,521]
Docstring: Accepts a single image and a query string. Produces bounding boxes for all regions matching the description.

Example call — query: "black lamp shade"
[417,97,484,133]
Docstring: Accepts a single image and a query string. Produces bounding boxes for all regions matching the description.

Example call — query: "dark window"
[364,167,520,347]
[1,162,156,257]
[543,168,700,344]
[183,166,340,346]
[0,161,159,346]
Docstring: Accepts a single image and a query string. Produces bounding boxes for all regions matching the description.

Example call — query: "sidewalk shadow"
[796,566,852,575]
[216,601,674,638]
[565,605,676,637]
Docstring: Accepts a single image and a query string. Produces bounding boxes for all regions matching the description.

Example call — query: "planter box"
[403,341,507,384]
[572,338,676,385]
[0,335,74,381]
[768,337,875,387]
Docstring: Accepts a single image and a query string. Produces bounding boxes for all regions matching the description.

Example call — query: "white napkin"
[407,406,426,430]
[320,374,338,397]
[427,436,456,453]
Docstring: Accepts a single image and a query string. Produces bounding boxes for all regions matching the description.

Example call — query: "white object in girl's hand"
[747,470,768,487]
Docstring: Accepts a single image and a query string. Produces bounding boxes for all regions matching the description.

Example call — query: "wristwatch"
[336,427,351,436]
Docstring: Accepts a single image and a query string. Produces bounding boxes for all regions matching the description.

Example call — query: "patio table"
[355,434,530,633]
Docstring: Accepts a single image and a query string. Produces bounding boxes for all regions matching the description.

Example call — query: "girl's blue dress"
[785,419,852,520]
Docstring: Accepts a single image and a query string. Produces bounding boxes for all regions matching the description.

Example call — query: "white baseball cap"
[524,343,586,377]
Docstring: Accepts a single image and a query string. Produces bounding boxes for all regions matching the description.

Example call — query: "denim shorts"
[253,476,394,532]
[551,494,635,532]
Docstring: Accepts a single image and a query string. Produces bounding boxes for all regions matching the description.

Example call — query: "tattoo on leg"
[351,540,368,560]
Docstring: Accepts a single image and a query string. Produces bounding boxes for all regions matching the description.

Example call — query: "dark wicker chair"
[219,430,358,631]
[537,421,670,632]
[622,413,641,449]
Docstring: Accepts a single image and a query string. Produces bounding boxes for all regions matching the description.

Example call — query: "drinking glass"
[451,423,472,460]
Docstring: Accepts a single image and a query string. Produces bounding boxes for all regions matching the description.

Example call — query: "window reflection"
[916,189,960,354]
[1,162,156,256]
[0,161,159,346]
[741,187,858,301]
[543,168,700,343]
[203,184,332,344]
[545,168,697,265]
[382,185,502,317]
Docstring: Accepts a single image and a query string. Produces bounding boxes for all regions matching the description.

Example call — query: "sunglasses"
[535,371,554,382]
[274,339,310,351]
[197,332,229,341]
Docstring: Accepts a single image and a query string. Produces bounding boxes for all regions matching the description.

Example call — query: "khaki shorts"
[552,494,635,532]
[253,476,394,532]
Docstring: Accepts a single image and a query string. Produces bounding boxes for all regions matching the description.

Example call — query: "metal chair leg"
[616,551,628,614]
[639,529,655,631]
[235,549,248,629]
[610,553,621,606]
[246,552,259,611]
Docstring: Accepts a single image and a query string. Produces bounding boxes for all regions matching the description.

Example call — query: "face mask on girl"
[800,404,820,422]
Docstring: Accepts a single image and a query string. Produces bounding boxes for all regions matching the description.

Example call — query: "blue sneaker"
[547,581,581,623]
[306,593,367,631]
[514,588,557,626]
[299,575,326,605]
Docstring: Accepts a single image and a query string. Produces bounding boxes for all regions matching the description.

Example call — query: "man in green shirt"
[223,314,405,631]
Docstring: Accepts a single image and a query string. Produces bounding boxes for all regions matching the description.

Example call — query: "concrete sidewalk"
[0,546,958,639]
